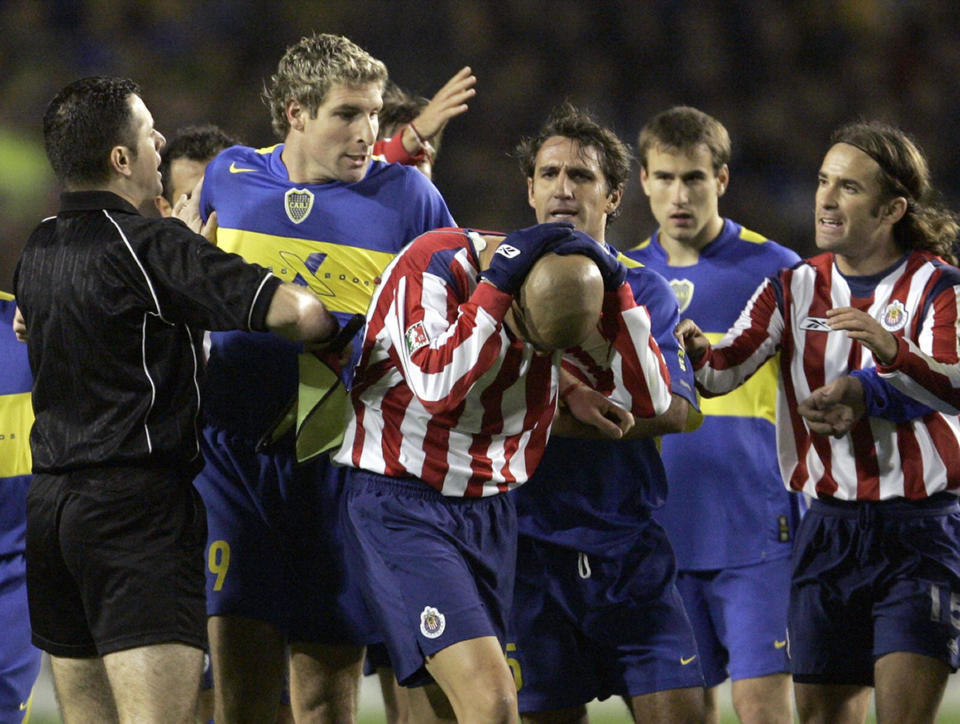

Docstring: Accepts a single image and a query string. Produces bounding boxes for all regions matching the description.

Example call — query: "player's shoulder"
[207,144,273,177]
[0,290,14,303]
[622,257,674,302]
[725,219,800,264]
[363,159,436,193]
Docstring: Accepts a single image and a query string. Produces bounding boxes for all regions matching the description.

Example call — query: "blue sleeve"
[849,368,934,423]
[199,152,229,223]
[628,267,698,408]
[406,169,455,233]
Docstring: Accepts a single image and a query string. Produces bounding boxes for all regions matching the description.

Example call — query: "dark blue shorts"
[195,425,375,645]
[676,556,791,688]
[789,493,960,686]
[343,470,517,687]
[0,553,42,718]
[508,522,704,712]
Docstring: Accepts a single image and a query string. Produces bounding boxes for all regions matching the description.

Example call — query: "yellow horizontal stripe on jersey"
[699,332,777,423]
[0,391,33,477]
[216,228,396,315]
[0,290,14,301]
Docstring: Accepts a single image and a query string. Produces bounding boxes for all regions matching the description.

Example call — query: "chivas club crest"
[284,188,315,224]
[419,606,446,639]
[405,322,429,354]
[880,299,908,332]
[669,279,694,314]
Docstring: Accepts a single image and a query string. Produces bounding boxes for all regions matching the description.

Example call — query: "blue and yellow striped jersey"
[628,219,805,569]
[0,292,33,556]
[198,144,455,438]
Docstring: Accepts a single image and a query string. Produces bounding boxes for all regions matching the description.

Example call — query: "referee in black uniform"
[13,76,338,723]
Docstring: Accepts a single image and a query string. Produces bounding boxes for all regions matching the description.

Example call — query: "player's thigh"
[288,641,365,717]
[874,651,949,723]
[627,685,704,724]
[793,682,871,724]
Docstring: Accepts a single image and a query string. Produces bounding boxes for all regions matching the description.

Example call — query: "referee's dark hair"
[43,75,141,187]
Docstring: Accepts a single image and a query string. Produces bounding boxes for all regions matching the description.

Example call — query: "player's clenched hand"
[562,380,635,440]
[553,231,627,291]
[480,222,575,295]
[797,376,866,437]
[827,307,898,364]
[674,319,710,364]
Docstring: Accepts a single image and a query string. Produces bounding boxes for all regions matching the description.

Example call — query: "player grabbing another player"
[14,75,339,724]
[629,106,802,724]
[195,32,455,723]
[677,120,960,724]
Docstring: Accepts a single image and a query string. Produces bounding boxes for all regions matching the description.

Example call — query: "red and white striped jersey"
[694,249,960,501]
[333,228,672,497]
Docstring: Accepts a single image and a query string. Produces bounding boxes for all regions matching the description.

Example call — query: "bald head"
[516,253,604,351]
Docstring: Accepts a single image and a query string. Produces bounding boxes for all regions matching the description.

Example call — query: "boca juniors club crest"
[284,187,315,224]
[880,299,909,332]
[669,279,694,314]
[420,606,446,639]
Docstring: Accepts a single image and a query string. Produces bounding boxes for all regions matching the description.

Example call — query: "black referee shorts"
[25,466,207,658]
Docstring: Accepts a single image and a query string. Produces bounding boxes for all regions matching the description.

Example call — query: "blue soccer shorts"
[0,552,42,719]
[508,522,704,712]
[343,470,517,687]
[675,557,791,688]
[195,425,376,645]
[789,493,960,686]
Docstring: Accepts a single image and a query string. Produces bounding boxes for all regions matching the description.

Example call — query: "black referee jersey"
[14,190,281,475]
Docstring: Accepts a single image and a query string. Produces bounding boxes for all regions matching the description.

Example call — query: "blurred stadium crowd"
[1,0,959,289]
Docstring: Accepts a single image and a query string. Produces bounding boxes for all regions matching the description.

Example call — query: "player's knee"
[477,686,518,723]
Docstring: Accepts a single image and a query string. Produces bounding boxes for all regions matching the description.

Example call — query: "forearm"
[265,282,338,343]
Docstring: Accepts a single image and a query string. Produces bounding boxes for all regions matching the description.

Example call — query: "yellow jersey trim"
[0,391,33,477]
[215,227,396,315]
[700,332,777,423]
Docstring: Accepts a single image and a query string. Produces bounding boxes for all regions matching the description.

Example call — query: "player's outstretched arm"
[400,66,476,155]
[265,283,338,343]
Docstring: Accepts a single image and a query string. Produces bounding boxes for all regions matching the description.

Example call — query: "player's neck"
[659,215,723,267]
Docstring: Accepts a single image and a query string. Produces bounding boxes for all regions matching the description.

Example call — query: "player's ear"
[882,196,908,225]
[606,184,623,215]
[639,165,651,196]
[286,100,306,132]
[527,176,536,210]
[716,164,730,198]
